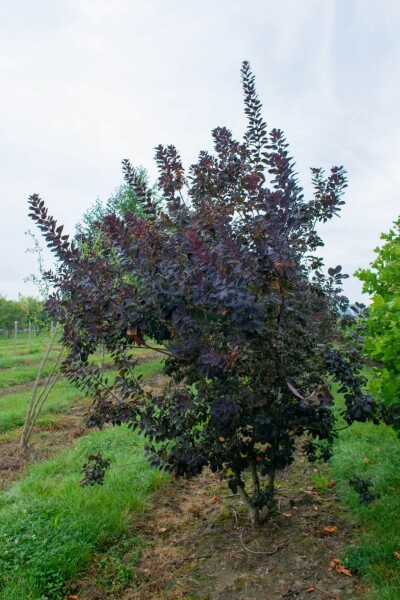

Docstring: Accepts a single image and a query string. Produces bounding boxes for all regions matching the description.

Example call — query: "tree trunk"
[20,325,61,452]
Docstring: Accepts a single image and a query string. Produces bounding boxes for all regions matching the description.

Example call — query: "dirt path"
[76,456,367,600]
[0,402,90,489]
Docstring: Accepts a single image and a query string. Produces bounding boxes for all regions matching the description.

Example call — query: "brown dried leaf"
[394,551,400,561]
[336,564,352,577]
[323,525,338,534]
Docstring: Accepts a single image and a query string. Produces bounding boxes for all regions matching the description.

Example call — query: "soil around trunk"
[76,458,367,600]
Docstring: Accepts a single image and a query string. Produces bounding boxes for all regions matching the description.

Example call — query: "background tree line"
[0,296,46,334]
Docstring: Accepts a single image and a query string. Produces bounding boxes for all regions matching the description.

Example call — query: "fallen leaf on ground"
[394,551,400,561]
[306,587,316,593]
[323,525,338,534]
[336,564,352,577]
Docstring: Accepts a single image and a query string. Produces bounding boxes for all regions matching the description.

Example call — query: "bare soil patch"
[0,402,90,489]
[76,458,367,600]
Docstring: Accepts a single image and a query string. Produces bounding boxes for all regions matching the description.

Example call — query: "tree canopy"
[0,296,44,333]
[28,62,386,523]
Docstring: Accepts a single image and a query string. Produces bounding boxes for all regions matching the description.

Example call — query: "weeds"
[0,426,168,599]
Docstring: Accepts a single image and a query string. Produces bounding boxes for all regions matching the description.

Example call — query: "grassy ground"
[0,342,155,390]
[1,332,399,598]
[0,425,168,599]
[329,419,400,599]
[0,333,58,358]
[0,333,166,599]
[0,358,165,436]
[0,361,60,389]
[0,379,85,434]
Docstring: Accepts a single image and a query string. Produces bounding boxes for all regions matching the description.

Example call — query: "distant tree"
[28,62,386,524]
[17,296,46,328]
[355,217,400,424]
[0,296,33,333]
[76,169,154,238]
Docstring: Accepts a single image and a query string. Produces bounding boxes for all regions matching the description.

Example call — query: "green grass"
[0,346,155,389]
[0,339,167,598]
[0,334,58,359]
[0,425,168,599]
[134,357,164,379]
[329,408,400,598]
[0,352,61,370]
[0,379,84,433]
[0,358,165,435]
[0,362,60,390]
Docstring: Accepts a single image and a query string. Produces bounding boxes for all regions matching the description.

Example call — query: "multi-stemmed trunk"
[236,460,276,525]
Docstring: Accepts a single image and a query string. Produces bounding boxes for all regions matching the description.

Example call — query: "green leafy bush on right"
[355,217,400,424]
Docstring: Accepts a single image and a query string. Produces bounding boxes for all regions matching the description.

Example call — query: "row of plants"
[0,296,47,334]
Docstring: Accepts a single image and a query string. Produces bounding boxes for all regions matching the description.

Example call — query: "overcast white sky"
[1,0,399,301]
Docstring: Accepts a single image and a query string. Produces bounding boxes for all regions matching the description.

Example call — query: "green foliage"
[24,230,53,304]
[0,426,167,599]
[310,472,332,495]
[0,295,46,334]
[355,217,400,414]
[76,169,155,239]
[329,410,400,597]
[94,534,142,593]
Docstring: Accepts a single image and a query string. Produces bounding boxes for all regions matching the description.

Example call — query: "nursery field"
[0,336,399,599]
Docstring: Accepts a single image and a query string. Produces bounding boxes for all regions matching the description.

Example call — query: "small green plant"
[95,535,142,593]
[310,473,332,495]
